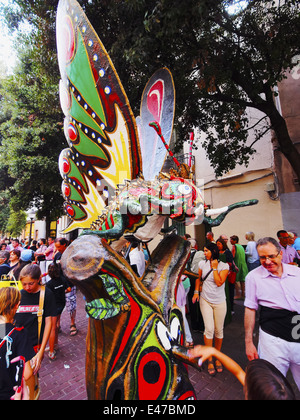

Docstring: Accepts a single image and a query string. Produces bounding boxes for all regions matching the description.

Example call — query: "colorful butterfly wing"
[56,0,142,231]
[138,68,175,180]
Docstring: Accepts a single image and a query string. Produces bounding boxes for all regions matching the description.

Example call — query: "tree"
[0,27,65,235]
[79,0,300,178]
[6,209,27,237]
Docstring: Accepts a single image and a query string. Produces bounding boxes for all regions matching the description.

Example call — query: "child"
[189,345,296,400]
[0,287,34,400]
[14,264,56,399]
[46,263,71,359]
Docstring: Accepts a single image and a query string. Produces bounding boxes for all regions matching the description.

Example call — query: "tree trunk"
[264,100,300,182]
[45,212,51,239]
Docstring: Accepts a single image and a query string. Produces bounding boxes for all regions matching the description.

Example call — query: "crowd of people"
[0,236,77,400]
[1,228,300,400]
[185,229,300,400]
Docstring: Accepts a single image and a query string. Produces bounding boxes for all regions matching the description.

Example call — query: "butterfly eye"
[178,184,192,195]
[170,317,181,342]
[156,321,172,351]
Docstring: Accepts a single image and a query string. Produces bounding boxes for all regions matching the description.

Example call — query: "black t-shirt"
[53,252,73,289]
[46,276,68,313]
[14,287,57,348]
[0,323,35,400]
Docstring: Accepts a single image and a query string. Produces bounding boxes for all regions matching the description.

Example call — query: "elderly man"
[277,230,299,265]
[244,237,300,390]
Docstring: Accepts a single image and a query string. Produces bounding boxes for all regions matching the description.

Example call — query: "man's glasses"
[259,252,280,262]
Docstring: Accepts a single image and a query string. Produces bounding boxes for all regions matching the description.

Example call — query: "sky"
[0,0,18,73]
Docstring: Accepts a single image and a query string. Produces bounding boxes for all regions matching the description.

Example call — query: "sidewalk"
[39,292,300,401]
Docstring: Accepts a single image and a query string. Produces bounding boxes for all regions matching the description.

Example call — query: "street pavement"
[39,291,300,401]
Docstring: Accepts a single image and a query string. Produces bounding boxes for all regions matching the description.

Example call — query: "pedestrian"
[205,231,215,245]
[14,264,57,399]
[53,238,78,337]
[10,249,34,281]
[292,233,300,251]
[216,237,235,317]
[42,237,55,283]
[9,249,20,274]
[34,238,47,274]
[0,287,34,400]
[29,240,38,252]
[277,230,299,265]
[245,232,260,271]
[9,239,23,253]
[46,262,71,360]
[220,234,229,246]
[244,237,300,390]
[230,235,248,299]
[185,241,205,333]
[192,243,229,375]
[0,251,11,277]
[189,345,296,400]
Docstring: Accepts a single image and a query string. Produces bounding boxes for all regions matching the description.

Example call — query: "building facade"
[184,68,300,248]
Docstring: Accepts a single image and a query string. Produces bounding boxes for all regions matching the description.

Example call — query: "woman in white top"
[245,232,260,271]
[192,243,229,376]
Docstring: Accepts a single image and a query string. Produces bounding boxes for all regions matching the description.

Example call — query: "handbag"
[227,266,237,284]
[26,285,45,400]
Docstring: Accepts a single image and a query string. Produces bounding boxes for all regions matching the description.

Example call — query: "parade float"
[56,0,257,400]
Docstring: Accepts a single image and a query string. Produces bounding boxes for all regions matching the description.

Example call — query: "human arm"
[24,360,33,381]
[192,268,202,303]
[244,307,259,361]
[211,259,229,287]
[189,345,245,385]
[31,316,52,374]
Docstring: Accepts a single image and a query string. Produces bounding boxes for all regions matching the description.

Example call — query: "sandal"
[48,351,56,360]
[215,361,223,373]
[70,324,78,336]
[207,362,216,376]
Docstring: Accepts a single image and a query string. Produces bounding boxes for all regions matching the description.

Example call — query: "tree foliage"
[0,3,64,235]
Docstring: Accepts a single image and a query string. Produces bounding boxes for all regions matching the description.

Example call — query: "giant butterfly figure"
[56,0,257,400]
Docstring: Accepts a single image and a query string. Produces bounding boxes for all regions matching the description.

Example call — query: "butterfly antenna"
[188,132,194,168]
[149,121,180,168]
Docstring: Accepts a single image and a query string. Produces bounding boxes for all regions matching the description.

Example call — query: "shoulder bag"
[199,267,213,292]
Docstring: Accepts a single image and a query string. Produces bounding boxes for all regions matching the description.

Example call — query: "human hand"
[188,345,215,366]
[31,351,43,374]
[192,293,199,304]
[211,259,218,270]
[245,341,259,361]
[10,379,29,400]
